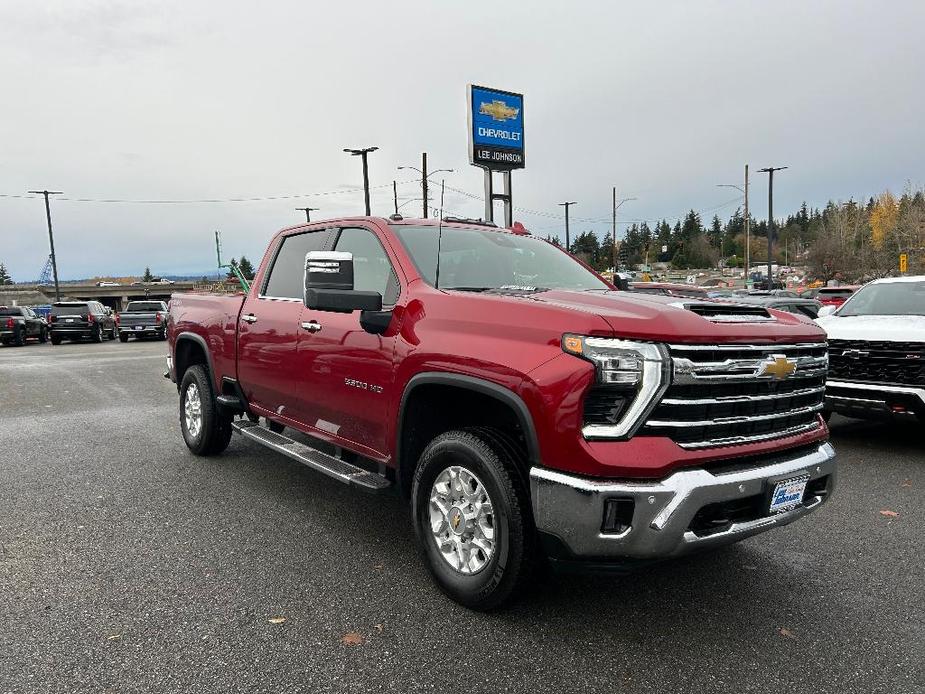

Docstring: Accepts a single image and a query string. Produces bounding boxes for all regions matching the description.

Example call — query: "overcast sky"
[1,0,923,281]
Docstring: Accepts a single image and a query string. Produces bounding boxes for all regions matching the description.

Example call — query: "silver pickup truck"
[118,300,168,342]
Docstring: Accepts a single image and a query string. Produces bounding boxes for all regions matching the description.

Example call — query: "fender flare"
[395,372,541,493]
[174,331,216,386]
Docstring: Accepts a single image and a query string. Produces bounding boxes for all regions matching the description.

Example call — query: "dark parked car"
[0,306,48,346]
[723,294,822,319]
[48,301,118,344]
[118,300,169,341]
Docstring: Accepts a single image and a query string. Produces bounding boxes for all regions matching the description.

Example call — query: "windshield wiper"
[443,286,493,292]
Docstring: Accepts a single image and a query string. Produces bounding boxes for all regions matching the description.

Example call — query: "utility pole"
[611,189,638,271]
[744,164,750,285]
[28,189,62,301]
[393,181,399,215]
[559,201,577,251]
[343,146,378,215]
[295,207,319,222]
[398,153,453,219]
[758,166,788,288]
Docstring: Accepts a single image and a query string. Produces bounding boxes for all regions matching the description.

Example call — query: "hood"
[815,313,925,342]
[480,288,826,344]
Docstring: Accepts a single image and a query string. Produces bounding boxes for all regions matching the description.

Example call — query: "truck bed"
[168,292,246,388]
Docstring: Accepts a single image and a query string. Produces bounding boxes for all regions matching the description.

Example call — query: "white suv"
[816,276,925,422]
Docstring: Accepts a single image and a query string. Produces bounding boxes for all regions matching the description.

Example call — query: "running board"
[231,420,391,493]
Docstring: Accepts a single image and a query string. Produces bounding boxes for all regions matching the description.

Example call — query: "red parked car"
[816,285,860,307]
[166,216,836,609]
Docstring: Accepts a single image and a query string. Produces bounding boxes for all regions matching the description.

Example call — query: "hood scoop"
[680,302,776,323]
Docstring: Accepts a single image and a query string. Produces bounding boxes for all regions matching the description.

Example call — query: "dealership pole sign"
[468,85,525,170]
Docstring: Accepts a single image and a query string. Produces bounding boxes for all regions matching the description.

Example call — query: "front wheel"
[180,365,232,456]
[110,326,118,340]
[50,333,62,345]
[38,327,48,343]
[119,333,129,343]
[412,429,535,611]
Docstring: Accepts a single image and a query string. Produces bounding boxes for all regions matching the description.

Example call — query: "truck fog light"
[602,498,635,534]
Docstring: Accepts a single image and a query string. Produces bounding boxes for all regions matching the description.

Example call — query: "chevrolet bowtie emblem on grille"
[757,355,798,380]
[479,99,519,122]
[841,349,869,360]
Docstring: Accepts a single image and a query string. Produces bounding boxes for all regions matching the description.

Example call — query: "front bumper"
[825,379,925,421]
[530,441,836,561]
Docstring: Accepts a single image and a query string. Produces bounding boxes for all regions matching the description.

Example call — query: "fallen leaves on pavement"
[341,632,365,646]
[778,628,796,639]
[268,617,287,624]
[879,509,899,518]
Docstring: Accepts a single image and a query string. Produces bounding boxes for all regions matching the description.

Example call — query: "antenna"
[435,180,446,289]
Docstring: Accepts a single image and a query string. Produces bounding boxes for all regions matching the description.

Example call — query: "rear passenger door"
[237,227,333,419]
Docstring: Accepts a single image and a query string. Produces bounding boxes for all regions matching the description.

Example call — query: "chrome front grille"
[642,342,828,449]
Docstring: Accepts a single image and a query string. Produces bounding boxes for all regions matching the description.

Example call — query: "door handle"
[241,314,258,324]
[300,321,322,333]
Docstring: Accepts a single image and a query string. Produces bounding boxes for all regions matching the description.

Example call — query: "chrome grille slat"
[643,343,827,449]
[661,385,825,406]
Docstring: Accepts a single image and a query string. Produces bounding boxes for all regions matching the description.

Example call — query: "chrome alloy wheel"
[429,465,495,575]
[184,383,203,438]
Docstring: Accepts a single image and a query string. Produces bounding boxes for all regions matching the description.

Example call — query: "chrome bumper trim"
[826,379,925,405]
[530,441,836,560]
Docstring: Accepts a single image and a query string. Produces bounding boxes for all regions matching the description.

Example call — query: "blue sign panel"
[469,85,524,169]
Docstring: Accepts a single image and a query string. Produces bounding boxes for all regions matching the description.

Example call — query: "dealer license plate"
[769,475,809,514]
[66,318,74,323]
[135,326,143,330]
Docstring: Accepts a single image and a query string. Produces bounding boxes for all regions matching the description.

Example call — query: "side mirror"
[304,251,382,313]
[817,305,836,317]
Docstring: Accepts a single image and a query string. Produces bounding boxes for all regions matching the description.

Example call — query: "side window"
[263,230,330,299]
[334,227,400,306]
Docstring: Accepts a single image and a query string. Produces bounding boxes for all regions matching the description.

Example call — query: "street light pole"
[558,201,577,251]
[611,189,637,271]
[398,154,453,219]
[295,207,319,222]
[757,166,788,288]
[28,189,63,301]
[343,146,379,215]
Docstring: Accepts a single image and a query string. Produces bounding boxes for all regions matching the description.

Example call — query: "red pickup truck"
[167,216,836,609]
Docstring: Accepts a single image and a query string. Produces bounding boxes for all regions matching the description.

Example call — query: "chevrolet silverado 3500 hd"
[167,216,836,609]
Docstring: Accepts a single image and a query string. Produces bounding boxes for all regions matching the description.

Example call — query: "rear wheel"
[91,324,103,343]
[13,327,26,346]
[180,365,232,456]
[119,333,129,343]
[50,333,62,345]
[38,327,48,343]
[110,326,118,340]
[412,429,535,611]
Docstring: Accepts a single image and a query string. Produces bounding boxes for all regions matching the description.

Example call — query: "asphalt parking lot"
[1,339,922,694]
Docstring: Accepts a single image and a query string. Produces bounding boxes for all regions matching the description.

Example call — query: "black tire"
[119,333,129,343]
[13,327,26,346]
[822,409,832,423]
[91,324,103,343]
[50,333,62,345]
[38,327,48,343]
[267,419,285,434]
[179,365,233,456]
[110,326,118,340]
[411,429,535,611]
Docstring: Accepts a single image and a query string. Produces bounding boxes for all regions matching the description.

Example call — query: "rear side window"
[263,230,331,299]
[0,308,23,316]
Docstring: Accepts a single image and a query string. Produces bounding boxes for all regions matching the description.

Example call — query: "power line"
[0,180,416,204]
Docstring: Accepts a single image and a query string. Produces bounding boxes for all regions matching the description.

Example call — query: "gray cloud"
[1,0,923,280]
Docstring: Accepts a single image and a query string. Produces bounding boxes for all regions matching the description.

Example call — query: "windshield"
[838,281,925,316]
[125,302,165,312]
[391,225,609,292]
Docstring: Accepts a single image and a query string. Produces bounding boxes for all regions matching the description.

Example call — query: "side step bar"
[231,420,391,493]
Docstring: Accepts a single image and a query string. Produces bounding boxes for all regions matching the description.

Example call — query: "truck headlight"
[563,335,670,439]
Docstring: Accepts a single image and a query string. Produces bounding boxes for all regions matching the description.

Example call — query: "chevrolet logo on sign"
[479,99,519,122]
[757,355,798,380]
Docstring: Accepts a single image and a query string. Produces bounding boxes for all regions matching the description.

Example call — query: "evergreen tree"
[237,256,255,281]
[570,231,601,267]
[0,262,12,285]
[142,267,154,283]
[708,215,723,249]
